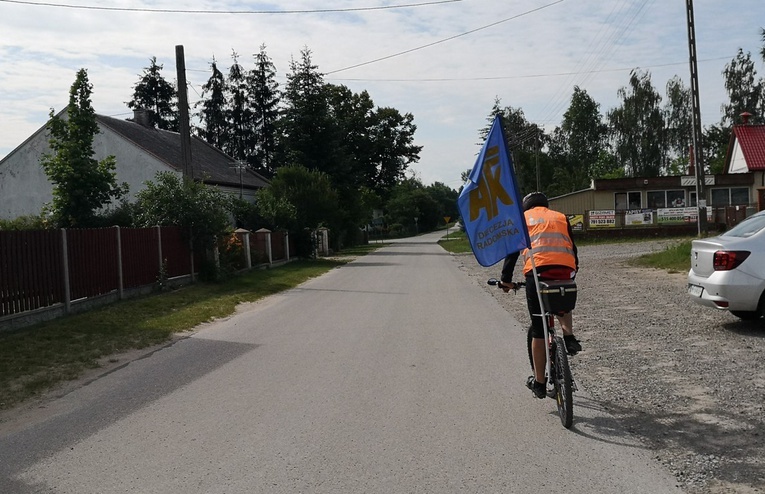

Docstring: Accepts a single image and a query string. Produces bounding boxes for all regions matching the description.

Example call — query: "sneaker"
[526,376,546,399]
[564,335,582,355]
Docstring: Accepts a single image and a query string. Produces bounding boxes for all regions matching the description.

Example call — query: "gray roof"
[96,114,269,190]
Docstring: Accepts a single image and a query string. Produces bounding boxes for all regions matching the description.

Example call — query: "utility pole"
[535,127,540,191]
[231,159,246,199]
[685,0,708,235]
[176,45,193,179]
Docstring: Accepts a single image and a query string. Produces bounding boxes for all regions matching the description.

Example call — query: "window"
[615,193,626,210]
[711,189,729,205]
[647,191,666,209]
[711,188,749,206]
[615,192,641,210]
[647,190,686,209]
[731,187,749,205]
[666,190,685,208]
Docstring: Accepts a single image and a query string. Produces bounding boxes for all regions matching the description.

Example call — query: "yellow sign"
[444,216,451,224]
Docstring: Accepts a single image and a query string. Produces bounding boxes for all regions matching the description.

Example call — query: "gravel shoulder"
[455,239,765,494]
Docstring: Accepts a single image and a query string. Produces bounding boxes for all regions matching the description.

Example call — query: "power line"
[325,56,732,83]
[325,0,566,75]
[0,0,462,14]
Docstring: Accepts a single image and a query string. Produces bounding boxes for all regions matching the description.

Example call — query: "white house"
[0,110,269,220]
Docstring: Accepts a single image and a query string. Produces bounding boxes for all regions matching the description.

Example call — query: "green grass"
[437,230,472,254]
[628,239,692,273]
[0,258,348,410]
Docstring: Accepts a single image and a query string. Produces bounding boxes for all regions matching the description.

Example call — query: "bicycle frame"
[486,276,575,428]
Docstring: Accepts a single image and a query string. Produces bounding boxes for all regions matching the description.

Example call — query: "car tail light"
[713,250,750,271]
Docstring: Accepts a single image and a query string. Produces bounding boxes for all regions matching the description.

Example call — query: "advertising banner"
[589,210,615,228]
[625,209,654,225]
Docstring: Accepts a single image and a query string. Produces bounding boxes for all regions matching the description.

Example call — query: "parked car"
[687,210,765,320]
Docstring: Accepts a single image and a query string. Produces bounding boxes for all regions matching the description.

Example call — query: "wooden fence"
[1,226,293,329]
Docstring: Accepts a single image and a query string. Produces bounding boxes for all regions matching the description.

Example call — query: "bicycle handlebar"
[487,278,525,291]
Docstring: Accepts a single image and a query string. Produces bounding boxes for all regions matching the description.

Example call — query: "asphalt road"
[0,231,682,493]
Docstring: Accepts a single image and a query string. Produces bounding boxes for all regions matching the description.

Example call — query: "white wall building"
[0,110,269,220]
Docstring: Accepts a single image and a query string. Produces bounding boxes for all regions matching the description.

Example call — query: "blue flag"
[457,115,530,267]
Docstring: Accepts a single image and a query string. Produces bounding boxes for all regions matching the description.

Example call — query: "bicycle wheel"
[552,336,573,428]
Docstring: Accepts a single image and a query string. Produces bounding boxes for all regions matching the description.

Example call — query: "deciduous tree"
[664,76,692,175]
[41,69,126,227]
[721,48,763,125]
[608,69,665,177]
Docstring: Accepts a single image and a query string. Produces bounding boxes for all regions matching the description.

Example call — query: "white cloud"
[1,0,763,188]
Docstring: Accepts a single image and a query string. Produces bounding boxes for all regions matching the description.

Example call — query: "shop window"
[667,190,685,208]
[647,191,666,209]
[615,191,642,210]
[615,193,626,210]
[731,187,750,205]
[711,188,729,205]
[710,188,748,206]
[627,191,641,209]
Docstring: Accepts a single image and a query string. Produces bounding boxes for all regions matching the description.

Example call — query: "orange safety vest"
[522,207,577,276]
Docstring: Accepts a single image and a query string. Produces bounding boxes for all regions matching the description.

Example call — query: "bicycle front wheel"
[552,336,573,428]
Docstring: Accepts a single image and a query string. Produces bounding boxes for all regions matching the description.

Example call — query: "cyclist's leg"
[557,311,582,354]
[525,278,546,386]
[557,311,573,335]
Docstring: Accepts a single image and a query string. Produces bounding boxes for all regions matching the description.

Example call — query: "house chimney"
[133,109,153,128]
[740,112,752,125]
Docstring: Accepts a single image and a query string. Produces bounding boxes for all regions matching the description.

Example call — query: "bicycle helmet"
[522,191,548,211]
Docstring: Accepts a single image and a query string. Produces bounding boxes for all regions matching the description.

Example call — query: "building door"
[759,189,765,211]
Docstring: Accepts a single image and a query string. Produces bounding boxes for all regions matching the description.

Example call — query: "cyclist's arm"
[500,252,520,284]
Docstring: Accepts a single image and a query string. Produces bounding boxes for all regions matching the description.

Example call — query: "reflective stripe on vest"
[522,208,576,275]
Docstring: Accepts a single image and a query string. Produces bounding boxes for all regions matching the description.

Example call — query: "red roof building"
[726,121,765,173]
[724,118,765,210]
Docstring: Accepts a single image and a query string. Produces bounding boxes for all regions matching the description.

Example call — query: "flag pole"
[496,115,547,388]
[528,254,550,392]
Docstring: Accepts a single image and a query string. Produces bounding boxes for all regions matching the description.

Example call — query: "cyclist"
[498,192,581,399]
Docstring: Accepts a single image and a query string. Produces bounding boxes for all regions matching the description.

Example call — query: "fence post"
[156,226,163,275]
[284,231,290,261]
[235,228,251,269]
[61,228,71,314]
[116,226,124,300]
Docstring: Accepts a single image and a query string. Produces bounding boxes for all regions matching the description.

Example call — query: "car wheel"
[730,310,762,320]
[731,291,765,320]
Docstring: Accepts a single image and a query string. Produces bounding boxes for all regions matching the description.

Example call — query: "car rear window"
[723,213,765,238]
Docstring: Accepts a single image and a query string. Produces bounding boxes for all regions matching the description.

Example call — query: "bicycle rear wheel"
[552,336,573,428]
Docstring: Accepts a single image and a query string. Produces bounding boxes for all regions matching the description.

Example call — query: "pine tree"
[247,45,280,178]
[225,50,253,161]
[41,69,125,227]
[196,57,228,150]
[280,47,339,174]
[127,56,179,131]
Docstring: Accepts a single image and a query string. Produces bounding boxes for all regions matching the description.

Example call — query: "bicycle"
[488,278,577,429]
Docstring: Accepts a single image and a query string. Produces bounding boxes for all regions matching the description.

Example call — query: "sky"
[1,0,764,191]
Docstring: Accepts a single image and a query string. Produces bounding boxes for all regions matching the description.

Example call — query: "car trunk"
[690,238,725,278]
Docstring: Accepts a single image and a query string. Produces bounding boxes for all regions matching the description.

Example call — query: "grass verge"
[0,257,356,411]
[628,239,692,273]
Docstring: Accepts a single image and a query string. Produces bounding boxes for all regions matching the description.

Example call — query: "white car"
[687,210,765,320]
